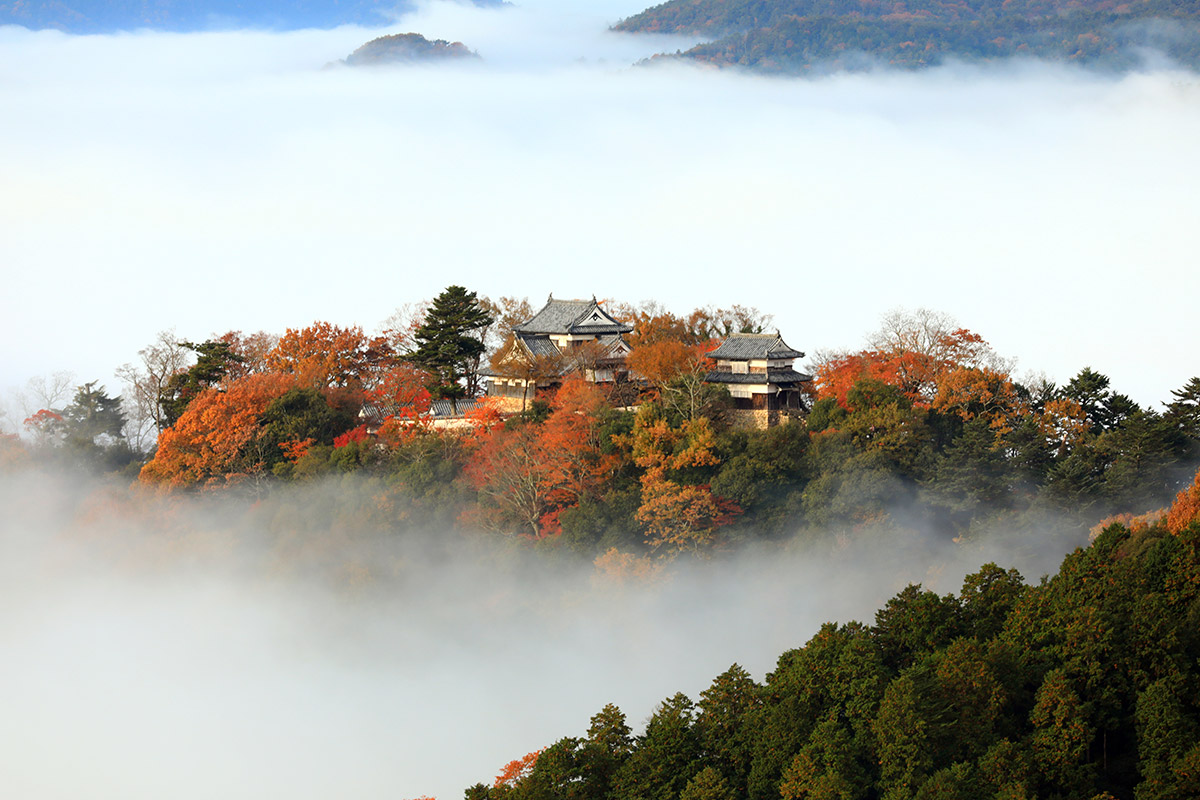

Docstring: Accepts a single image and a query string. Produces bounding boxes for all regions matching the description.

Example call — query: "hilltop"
[341,32,481,66]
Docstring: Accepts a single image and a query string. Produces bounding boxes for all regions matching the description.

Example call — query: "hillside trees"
[159,339,244,427]
[464,377,618,536]
[140,372,299,488]
[472,501,1200,799]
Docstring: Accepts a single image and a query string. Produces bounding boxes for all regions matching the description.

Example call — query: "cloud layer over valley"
[0,469,1088,799]
[1,0,1198,411]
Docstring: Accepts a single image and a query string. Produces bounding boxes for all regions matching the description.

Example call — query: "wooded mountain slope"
[469,481,1200,800]
[616,0,1200,72]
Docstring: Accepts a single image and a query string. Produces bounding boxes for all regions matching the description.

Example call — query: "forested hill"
[471,485,1200,800]
[615,0,1200,72]
[341,33,481,67]
[0,0,503,34]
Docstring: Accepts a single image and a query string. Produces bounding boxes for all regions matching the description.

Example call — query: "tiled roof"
[705,368,813,385]
[708,333,804,361]
[517,334,563,359]
[429,398,483,417]
[513,297,633,335]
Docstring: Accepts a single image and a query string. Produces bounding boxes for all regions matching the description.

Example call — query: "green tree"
[679,767,735,800]
[1029,668,1095,797]
[612,693,701,800]
[60,381,126,447]
[159,339,243,427]
[1134,675,1200,800]
[696,664,761,790]
[254,387,357,476]
[872,584,964,672]
[56,381,136,471]
[409,285,494,404]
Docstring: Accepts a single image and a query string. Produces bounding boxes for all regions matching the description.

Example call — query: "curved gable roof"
[709,333,804,361]
[513,297,633,335]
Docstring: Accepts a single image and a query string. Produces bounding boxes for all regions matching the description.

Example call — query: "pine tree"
[409,285,493,405]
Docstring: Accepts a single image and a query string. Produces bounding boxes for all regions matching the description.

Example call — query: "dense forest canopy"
[615,0,1200,72]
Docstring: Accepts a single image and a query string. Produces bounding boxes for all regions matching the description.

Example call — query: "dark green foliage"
[470,513,1200,800]
[712,423,809,535]
[872,584,964,672]
[804,397,846,434]
[56,381,137,472]
[960,563,1026,641]
[612,692,702,800]
[409,285,494,401]
[679,767,734,800]
[255,387,356,475]
[931,416,1013,520]
[557,487,642,553]
[159,339,241,427]
[696,664,761,790]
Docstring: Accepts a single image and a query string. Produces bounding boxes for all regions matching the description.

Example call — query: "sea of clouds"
[0,468,1089,799]
[0,10,1196,790]
[1,0,1198,415]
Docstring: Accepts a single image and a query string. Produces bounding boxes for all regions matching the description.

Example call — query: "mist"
[0,466,1087,799]
[1,0,1198,412]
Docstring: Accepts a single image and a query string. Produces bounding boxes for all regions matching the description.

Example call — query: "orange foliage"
[494,749,543,788]
[816,351,905,408]
[627,339,714,387]
[1037,397,1089,456]
[932,366,1026,435]
[592,547,665,584]
[140,373,297,488]
[1166,468,1200,535]
[816,317,998,408]
[371,363,434,445]
[278,437,314,463]
[1089,510,1166,542]
[464,378,616,536]
[630,413,739,554]
[265,321,393,389]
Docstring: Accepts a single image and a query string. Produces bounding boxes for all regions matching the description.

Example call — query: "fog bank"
[0,469,1087,799]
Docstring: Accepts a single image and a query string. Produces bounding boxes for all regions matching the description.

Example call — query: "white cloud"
[0,4,1198,412]
[0,471,1085,800]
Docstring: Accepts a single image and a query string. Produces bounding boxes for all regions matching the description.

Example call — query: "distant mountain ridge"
[0,0,504,34]
[615,0,1200,72]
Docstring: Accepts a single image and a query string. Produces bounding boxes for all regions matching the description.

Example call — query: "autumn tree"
[464,377,616,536]
[140,372,297,488]
[631,407,740,555]
[409,285,494,404]
[216,329,278,379]
[481,295,534,356]
[159,339,244,427]
[266,321,391,390]
[1166,467,1200,535]
[815,309,1006,408]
